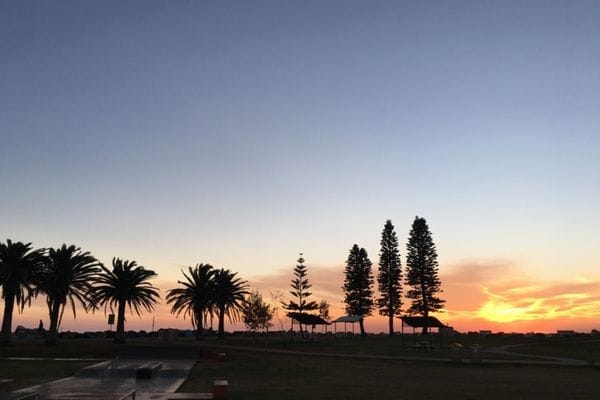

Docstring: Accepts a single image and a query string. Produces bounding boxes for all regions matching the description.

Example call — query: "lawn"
[0,360,94,390]
[179,349,600,400]
[4,334,600,398]
[0,338,120,359]
[202,333,548,361]
[511,336,600,361]
[0,337,121,390]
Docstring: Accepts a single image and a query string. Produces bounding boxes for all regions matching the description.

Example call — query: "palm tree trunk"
[115,300,126,343]
[46,300,61,345]
[218,304,225,340]
[195,312,204,341]
[0,293,15,345]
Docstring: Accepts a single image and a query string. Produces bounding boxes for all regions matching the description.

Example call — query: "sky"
[1,0,599,334]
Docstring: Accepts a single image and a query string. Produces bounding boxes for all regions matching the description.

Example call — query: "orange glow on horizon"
[8,261,600,334]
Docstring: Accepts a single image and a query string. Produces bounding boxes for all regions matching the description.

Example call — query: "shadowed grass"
[511,337,600,361]
[205,334,549,360]
[0,360,94,390]
[0,338,120,358]
[179,349,600,400]
[5,335,600,398]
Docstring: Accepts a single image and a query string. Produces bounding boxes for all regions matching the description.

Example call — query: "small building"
[332,315,363,335]
[287,312,331,338]
[556,330,575,336]
[399,316,450,334]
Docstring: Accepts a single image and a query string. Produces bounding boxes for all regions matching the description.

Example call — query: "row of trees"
[166,263,249,340]
[343,216,444,335]
[280,216,444,336]
[0,240,250,345]
[0,241,161,345]
[1,216,443,344]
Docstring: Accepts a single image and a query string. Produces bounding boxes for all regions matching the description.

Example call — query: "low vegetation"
[3,334,600,398]
[510,335,600,361]
[179,348,600,400]
[0,338,120,358]
[0,360,94,390]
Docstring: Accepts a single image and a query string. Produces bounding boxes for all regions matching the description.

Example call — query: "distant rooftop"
[399,316,448,329]
[332,315,362,323]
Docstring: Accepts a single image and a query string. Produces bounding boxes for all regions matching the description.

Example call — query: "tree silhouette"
[166,264,215,341]
[0,240,46,345]
[242,290,273,336]
[212,268,249,339]
[405,216,445,334]
[318,299,331,322]
[282,254,318,336]
[377,220,403,336]
[89,258,159,343]
[35,244,101,345]
[343,244,374,336]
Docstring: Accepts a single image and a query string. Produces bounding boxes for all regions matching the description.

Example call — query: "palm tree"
[89,258,159,343]
[166,264,215,341]
[0,240,46,345]
[35,244,101,345]
[212,268,249,340]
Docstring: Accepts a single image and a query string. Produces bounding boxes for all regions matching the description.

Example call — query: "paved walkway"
[12,345,200,400]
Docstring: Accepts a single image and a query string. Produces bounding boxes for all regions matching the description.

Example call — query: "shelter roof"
[287,312,331,325]
[399,316,447,328]
[332,315,363,323]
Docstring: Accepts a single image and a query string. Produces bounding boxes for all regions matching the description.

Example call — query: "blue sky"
[1,0,599,289]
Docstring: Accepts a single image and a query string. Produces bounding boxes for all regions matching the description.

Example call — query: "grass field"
[0,360,94,390]
[3,334,600,398]
[200,334,562,361]
[1,338,119,390]
[0,338,120,359]
[510,336,600,361]
[179,349,600,400]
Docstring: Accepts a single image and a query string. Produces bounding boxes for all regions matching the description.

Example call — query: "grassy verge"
[1,338,120,359]
[203,334,544,360]
[179,349,600,400]
[511,337,600,361]
[0,334,575,360]
[0,360,93,390]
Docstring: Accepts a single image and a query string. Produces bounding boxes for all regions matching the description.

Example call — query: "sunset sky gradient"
[1,1,599,333]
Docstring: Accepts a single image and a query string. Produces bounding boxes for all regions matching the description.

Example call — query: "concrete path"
[12,345,200,400]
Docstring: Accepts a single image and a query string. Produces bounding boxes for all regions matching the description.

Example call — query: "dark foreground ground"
[2,334,600,399]
[180,350,600,400]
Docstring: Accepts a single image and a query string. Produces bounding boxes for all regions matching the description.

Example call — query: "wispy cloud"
[442,260,600,331]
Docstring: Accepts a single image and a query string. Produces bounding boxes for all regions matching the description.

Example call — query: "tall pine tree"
[282,254,318,335]
[377,220,402,336]
[342,244,374,336]
[405,216,445,334]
